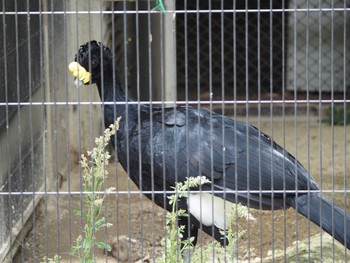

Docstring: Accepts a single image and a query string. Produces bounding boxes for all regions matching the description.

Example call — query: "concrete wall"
[0,0,104,261]
[0,0,46,260]
[287,0,350,92]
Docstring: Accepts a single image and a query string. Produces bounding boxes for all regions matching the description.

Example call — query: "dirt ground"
[15,116,350,262]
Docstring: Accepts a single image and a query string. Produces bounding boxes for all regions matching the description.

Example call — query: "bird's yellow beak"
[68,62,90,84]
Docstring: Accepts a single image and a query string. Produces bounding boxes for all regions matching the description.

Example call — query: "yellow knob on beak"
[68,62,90,84]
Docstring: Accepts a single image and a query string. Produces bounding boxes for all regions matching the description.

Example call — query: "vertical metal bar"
[26,0,36,261]
[317,0,324,256]
[99,1,106,260]
[159,2,168,258]
[145,0,154,259]
[87,7,97,261]
[39,3,47,252]
[132,1,143,262]
[281,0,287,259]
[219,0,227,253]
[88,2,98,259]
[149,0,155,255]
[330,2,335,260]
[47,2,61,260]
[48,0,61,257]
[137,0,144,259]
[244,0,251,256]
[183,0,192,258]
[207,0,216,254]
[86,6,96,260]
[184,1,188,105]
[342,1,348,259]
[13,1,25,260]
[110,2,120,260]
[232,2,240,259]
[74,0,85,260]
[257,0,263,259]
[268,0,276,259]
[158,1,166,260]
[195,0,204,252]
[106,2,117,262]
[126,0,134,260]
[62,1,73,261]
[42,0,51,260]
[2,0,11,259]
[305,1,311,260]
[292,0,299,257]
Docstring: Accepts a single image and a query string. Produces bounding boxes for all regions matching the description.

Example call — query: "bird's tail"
[288,193,350,249]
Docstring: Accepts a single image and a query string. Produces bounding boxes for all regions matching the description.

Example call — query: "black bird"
[71,40,350,249]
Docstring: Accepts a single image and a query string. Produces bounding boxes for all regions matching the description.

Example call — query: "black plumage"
[73,40,350,249]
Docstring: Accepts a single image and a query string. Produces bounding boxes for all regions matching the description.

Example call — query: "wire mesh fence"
[1,0,349,262]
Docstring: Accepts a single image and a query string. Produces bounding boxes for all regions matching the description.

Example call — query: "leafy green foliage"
[40,255,61,263]
[323,105,350,125]
[156,176,210,263]
[71,117,121,262]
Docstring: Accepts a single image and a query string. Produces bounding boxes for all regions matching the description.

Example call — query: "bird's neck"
[95,70,125,102]
[95,67,141,129]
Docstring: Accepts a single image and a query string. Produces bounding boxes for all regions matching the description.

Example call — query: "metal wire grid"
[175,1,286,100]
[0,1,349,262]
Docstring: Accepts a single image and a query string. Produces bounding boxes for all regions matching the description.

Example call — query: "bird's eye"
[90,55,98,69]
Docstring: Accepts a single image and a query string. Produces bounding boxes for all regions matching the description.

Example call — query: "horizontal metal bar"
[1,189,349,196]
[0,99,349,107]
[1,8,349,16]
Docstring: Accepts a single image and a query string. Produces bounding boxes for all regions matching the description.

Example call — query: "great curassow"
[69,40,350,249]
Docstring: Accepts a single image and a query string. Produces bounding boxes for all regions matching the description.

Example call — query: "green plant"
[156,176,210,263]
[71,117,121,263]
[40,255,61,263]
[216,205,251,262]
[156,176,252,263]
[323,105,350,125]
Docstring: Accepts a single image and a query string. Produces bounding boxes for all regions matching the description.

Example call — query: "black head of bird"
[70,40,113,87]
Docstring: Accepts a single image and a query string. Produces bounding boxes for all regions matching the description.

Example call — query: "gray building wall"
[0,1,103,261]
[287,0,350,92]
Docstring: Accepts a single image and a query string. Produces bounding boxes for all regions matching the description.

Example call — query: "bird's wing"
[148,107,318,207]
[150,107,244,185]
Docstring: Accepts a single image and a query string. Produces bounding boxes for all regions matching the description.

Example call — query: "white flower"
[94,198,104,206]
